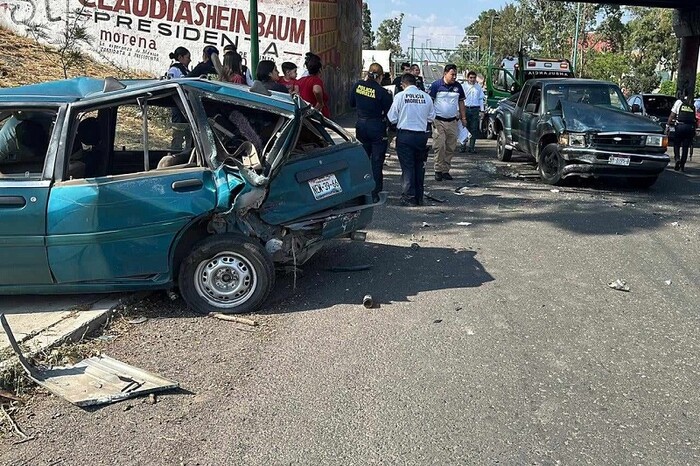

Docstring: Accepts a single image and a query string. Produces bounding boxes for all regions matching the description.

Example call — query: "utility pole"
[488,13,500,67]
[572,2,582,77]
[410,26,416,64]
[250,0,259,76]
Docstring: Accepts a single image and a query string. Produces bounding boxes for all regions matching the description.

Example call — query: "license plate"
[308,173,342,200]
[609,156,630,166]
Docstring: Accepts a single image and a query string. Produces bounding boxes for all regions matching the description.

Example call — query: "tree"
[57,8,91,78]
[626,7,679,91]
[376,13,404,56]
[585,51,630,83]
[462,5,523,66]
[362,3,375,50]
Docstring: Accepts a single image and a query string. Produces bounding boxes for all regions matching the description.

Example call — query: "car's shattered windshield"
[544,84,629,112]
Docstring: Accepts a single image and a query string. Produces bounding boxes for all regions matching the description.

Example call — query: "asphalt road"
[3,137,699,465]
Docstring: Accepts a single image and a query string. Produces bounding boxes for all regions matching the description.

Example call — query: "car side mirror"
[524,103,538,113]
[631,103,641,113]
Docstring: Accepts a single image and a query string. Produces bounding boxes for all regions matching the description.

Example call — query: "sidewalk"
[0,294,131,368]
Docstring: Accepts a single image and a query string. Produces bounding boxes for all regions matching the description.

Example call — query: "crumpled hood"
[560,101,663,133]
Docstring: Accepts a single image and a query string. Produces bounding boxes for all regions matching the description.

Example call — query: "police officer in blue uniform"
[388,73,436,206]
[350,63,393,201]
[667,94,697,172]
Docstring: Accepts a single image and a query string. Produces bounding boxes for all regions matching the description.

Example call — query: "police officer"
[349,62,393,201]
[667,93,697,172]
[388,73,436,206]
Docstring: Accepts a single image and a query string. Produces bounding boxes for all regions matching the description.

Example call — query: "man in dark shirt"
[410,63,425,91]
[392,62,411,96]
[350,63,393,201]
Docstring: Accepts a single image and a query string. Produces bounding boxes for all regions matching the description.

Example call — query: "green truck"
[482,52,574,139]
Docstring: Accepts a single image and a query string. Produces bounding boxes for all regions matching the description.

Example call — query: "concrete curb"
[0,292,150,372]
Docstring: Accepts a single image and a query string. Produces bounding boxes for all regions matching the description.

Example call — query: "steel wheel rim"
[193,252,257,308]
[497,133,504,155]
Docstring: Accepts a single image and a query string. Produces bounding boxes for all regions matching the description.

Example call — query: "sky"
[365,0,510,52]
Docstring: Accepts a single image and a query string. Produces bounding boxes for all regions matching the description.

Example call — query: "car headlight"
[559,133,586,147]
[646,135,667,147]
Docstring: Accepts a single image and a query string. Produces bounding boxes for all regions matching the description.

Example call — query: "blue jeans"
[356,118,388,197]
[396,130,430,204]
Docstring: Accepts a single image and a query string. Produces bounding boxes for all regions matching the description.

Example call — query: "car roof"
[0,77,296,112]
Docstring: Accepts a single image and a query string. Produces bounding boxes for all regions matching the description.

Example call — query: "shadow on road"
[264,240,493,314]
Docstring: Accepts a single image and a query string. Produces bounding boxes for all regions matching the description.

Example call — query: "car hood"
[560,101,662,133]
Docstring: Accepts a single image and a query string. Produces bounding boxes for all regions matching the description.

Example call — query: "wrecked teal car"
[0,77,381,313]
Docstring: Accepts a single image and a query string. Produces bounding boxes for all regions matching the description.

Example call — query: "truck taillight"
[560,63,569,69]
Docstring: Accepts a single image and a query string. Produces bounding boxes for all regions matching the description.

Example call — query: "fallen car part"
[208,313,258,326]
[326,264,373,273]
[0,314,178,407]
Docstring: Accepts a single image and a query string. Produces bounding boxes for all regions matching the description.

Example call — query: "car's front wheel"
[497,130,512,161]
[179,234,275,315]
[538,143,565,185]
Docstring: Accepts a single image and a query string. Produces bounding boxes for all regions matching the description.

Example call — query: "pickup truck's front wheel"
[538,143,565,185]
[497,130,512,161]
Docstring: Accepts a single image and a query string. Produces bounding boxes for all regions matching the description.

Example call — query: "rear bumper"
[560,147,669,178]
[283,192,386,237]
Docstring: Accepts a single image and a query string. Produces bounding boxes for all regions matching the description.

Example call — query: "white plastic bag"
[458,124,471,144]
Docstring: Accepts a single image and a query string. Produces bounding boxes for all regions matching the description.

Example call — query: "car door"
[520,84,542,155]
[258,108,375,226]
[45,88,218,283]
[0,105,61,286]
[510,84,530,150]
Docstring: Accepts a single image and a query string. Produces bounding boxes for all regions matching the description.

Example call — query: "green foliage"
[658,80,676,96]
[57,8,92,79]
[362,3,375,50]
[585,51,630,83]
[376,13,404,56]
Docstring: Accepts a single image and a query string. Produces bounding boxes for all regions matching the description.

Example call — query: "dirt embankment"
[0,25,149,88]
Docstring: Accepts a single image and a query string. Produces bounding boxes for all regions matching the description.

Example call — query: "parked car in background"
[628,93,677,140]
[494,79,669,188]
[0,77,383,314]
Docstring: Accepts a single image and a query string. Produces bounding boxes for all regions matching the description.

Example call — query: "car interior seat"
[68,117,101,179]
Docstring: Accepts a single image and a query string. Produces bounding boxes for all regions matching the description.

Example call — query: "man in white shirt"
[388,73,436,206]
[460,70,485,153]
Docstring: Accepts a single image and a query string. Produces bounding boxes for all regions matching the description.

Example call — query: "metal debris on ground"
[363,295,374,309]
[127,316,148,325]
[425,192,446,203]
[0,314,179,408]
[455,222,472,226]
[326,264,373,272]
[421,222,431,228]
[608,279,630,292]
[410,242,420,250]
[665,279,672,286]
[209,313,258,327]
[671,222,680,227]
[454,186,470,195]
[550,189,560,193]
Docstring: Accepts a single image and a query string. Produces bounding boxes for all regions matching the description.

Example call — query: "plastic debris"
[608,279,630,292]
[665,279,672,286]
[550,189,560,193]
[363,295,374,309]
[671,222,680,227]
[410,242,420,250]
[454,186,470,195]
[421,222,430,228]
[455,222,472,226]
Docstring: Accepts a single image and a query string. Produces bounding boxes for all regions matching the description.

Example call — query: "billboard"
[0,0,309,75]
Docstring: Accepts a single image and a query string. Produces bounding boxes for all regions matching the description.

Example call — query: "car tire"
[538,143,565,185]
[497,130,512,161]
[628,176,658,189]
[178,234,275,315]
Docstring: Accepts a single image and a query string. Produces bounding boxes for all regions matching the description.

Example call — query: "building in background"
[0,0,361,115]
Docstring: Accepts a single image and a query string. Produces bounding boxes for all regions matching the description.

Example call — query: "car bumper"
[560,147,670,178]
[283,192,387,237]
